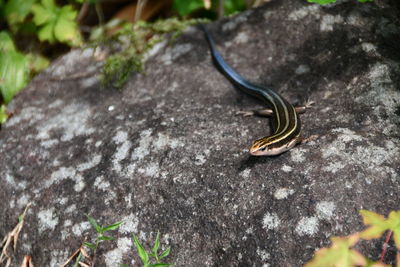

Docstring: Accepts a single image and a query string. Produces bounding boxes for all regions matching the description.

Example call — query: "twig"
[135,0,148,22]
[61,245,92,267]
[20,255,34,267]
[0,203,32,267]
[77,2,90,23]
[218,0,224,19]
[380,230,393,263]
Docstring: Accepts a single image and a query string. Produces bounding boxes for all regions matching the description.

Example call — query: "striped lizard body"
[200,25,302,156]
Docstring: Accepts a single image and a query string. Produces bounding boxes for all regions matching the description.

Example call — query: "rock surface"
[1,0,400,266]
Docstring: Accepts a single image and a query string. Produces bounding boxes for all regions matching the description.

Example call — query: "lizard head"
[249,136,300,156]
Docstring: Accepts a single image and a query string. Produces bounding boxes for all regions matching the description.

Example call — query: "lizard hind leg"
[236,108,274,117]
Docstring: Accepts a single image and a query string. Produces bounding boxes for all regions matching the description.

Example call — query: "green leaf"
[83,242,96,249]
[386,211,400,249]
[173,0,204,16]
[42,0,55,9]
[98,235,114,241]
[102,221,123,232]
[0,51,29,103]
[32,0,81,46]
[26,53,50,73]
[0,31,16,52]
[73,252,82,267]
[305,234,365,267]
[359,210,388,239]
[159,247,170,259]
[37,21,56,43]
[224,0,246,16]
[0,105,8,124]
[307,0,336,4]
[54,16,80,45]
[4,0,36,27]
[86,214,103,233]
[31,3,54,26]
[133,234,149,264]
[152,232,160,256]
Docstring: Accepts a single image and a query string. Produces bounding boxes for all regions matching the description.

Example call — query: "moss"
[99,17,208,89]
[101,53,143,89]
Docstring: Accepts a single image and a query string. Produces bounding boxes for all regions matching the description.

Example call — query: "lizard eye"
[260,147,267,151]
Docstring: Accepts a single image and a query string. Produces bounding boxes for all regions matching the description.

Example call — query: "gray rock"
[1,0,400,266]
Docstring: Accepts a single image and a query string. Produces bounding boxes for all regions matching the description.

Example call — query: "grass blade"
[159,247,170,259]
[133,234,149,264]
[102,221,123,232]
[86,214,102,233]
[152,231,160,255]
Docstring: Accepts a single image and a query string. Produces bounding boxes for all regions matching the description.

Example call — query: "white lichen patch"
[295,64,310,75]
[346,11,368,27]
[316,201,336,220]
[160,43,193,65]
[36,102,95,144]
[64,220,72,227]
[195,154,207,166]
[138,162,160,177]
[322,127,398,179]
[274,188,295,200]
[46,48,95,78]
[77,154,102,172]
[94,175,111,190]
[222,11,250,31]
[262,212,281,230]
[5,172,26,189]
[290,148,306,163]
[234,32,249,44]
[45,167,88,192]
[263,10,273,20]
[288,5,320,21]
[80,76,98,88]
[38,208,59,234]
[295,217,319,236]
[361,42,377,53]
[131,129,153,160]
[144,40,168,61]
[357,64,400,136]
[48,99,64,109]
[320,15,344,32]
[153,133,184,150]
[322,128,363,159]
[240,168,251,179]
[73,174,86,192]
[49,250,70,267]
[104,237,134,267]
[65,204,77,213]
[323,161,345,174]
[113,130,128,144]
[16,194,30,208]
[6,106,44,127]
[332,128,363,143]
[257,247,270,261]
[40,139,59,148]
[119,214,139,234]
[112,131,132,174]
[281,164,293,172]
[45,167,76,188]
[72,221,91,236]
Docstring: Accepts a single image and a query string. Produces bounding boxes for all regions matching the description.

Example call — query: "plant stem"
[95,2,104,27]
[218,0,224,19]
[380,230,393,263]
